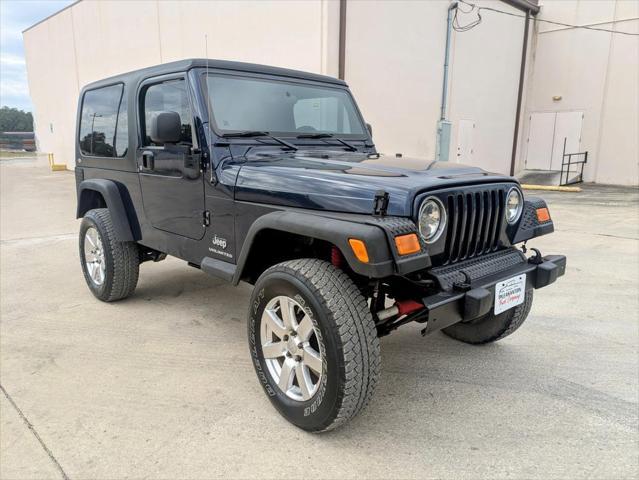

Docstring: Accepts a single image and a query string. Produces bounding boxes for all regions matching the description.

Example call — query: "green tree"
[0,107,34,132]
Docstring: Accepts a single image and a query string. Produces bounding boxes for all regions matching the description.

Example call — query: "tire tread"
[260,259,380,432]
[81,208,139,302]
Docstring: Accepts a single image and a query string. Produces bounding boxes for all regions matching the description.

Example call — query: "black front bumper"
[421,248,566,335]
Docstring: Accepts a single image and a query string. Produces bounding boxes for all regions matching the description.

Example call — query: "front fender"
[233,210,396,283]
[511,197,555,244]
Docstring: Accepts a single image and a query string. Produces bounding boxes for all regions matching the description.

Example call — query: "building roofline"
[22,0,82,34]
[500,0,540,15]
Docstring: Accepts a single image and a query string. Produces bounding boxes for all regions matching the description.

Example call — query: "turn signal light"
[536,207,551,222]
[348,238,370,263]
[395,233,421,255]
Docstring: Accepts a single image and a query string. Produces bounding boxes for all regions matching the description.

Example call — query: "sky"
[0,0,73,112]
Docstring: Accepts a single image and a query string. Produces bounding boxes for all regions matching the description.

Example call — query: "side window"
[142,79,193,146]
[114,93,128,157]
[79,84,126,157]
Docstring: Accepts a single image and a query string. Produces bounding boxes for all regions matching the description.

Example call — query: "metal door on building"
[456,119,475,163]
[525,111,583,170]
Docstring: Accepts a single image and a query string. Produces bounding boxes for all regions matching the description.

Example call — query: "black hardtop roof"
[82,58,347,91]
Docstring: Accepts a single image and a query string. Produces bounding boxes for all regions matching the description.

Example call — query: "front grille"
[442,187,506,264]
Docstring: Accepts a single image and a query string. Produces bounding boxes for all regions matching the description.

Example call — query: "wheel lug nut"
[294,355,302,362]
[283,335,289,341]
[290,331,297,337]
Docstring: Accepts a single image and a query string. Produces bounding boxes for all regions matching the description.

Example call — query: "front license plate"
[494,274,526,314]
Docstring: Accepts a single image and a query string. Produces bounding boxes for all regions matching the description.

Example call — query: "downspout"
[338,0,347,80]
[436,2,458,161]
[509,9,531,176]
[440,2,457,121]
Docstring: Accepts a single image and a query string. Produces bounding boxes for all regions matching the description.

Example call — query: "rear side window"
[142,79,193,146]
[79,84,127,157]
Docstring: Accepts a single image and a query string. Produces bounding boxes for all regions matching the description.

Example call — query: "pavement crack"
[0,233,76,246]
[0,383,70,480]
[557,229,638,241]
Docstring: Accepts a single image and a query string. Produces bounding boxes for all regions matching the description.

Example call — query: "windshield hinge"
[202,210,211,227]
[373,190,390,217]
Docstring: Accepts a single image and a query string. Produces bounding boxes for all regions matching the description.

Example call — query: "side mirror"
[366,123,373,137]
[150,111,182,144]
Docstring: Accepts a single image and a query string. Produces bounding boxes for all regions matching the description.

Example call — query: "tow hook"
[452,270,472,292]
[528,247,544,265]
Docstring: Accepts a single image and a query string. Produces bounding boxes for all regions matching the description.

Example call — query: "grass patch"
[0,150,40,159]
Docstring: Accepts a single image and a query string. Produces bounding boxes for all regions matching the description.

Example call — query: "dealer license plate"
[494,274,526,314]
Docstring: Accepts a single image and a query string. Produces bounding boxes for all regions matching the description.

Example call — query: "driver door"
[137,75,205,240]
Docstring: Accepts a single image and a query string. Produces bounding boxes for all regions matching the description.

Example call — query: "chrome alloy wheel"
[260,295,324,401]
[84,227,106,286]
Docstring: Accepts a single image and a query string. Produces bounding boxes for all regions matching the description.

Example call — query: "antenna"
[204,34,215,183]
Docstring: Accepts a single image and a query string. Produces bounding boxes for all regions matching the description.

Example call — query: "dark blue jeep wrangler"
[75,59,566,432]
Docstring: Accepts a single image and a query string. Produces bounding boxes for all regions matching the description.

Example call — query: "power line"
[456,0,639,36]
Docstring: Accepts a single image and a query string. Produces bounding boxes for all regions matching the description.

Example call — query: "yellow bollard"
[47,153,67,171]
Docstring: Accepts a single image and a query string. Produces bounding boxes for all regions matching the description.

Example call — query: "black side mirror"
[150,111,182,144]
[366,123,373,137]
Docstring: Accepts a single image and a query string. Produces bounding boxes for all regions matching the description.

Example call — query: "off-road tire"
[248,259,380,432]
[79,208,139,302]
[442,290,534,344]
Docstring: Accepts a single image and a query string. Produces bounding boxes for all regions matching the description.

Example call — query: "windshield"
[204,74,367,138]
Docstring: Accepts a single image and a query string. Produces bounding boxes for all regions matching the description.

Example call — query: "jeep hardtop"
[75,59,566,432]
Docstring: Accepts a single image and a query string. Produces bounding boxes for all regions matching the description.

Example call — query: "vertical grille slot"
[440,186,506,265]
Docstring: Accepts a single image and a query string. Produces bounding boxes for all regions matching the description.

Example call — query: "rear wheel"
[442,290,534,344]
[79,208,139,302]
[248,259,380,432]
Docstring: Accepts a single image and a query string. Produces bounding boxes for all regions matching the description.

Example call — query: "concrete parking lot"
[1,156,637,479]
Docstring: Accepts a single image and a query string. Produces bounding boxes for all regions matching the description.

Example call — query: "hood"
[234,150,515,217]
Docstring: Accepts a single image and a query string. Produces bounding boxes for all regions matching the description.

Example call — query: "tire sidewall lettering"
[248,269,340,430]
[292,293,328,417]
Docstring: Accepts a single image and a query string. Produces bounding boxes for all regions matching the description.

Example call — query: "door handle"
[142,150,155,170]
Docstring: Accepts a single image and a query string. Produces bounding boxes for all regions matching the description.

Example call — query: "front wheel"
[442,290,534,344]
[248,259,380,432]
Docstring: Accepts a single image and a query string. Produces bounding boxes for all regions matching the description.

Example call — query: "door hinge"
[202,210,211,227]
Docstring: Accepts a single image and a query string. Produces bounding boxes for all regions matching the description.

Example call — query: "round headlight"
[418,197,446,243]
[505,187,523,224]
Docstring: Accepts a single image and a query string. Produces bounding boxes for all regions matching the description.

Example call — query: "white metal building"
[522,0,638,185]
[23,0,638,185]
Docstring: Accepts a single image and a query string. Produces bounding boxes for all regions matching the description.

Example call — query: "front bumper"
[420,248,566,335]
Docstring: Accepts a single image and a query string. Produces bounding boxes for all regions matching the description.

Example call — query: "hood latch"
[373,190,390,216]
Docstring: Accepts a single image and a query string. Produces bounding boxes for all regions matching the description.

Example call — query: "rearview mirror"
[150,111,182,144]
[366,123,373,137]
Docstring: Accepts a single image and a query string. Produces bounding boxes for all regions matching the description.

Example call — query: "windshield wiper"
[296,133,357,152]
[222,131,297,151]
